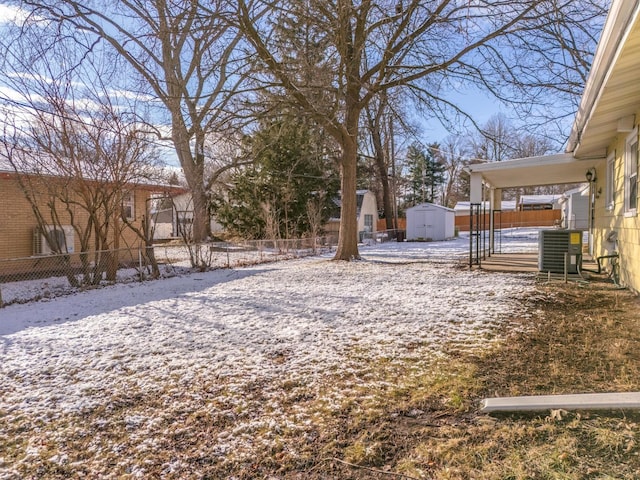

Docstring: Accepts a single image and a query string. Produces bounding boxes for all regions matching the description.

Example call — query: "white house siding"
[561,187,589,230]
[356,190,378,240]
[152,192,225,240]
[453,201,516,216]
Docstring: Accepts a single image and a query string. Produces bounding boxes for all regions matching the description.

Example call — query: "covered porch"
[466,153,604,276]
[479,250,602,280]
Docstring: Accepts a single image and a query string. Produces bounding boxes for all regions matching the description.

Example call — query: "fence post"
[0,284,3,308]
[138,247,144,281]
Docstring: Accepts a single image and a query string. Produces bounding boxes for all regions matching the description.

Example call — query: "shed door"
[424,220,435,240]
[418,210,434,239]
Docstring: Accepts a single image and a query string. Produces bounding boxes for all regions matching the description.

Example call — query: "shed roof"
[329,189,375,221]
[407,202,455,213]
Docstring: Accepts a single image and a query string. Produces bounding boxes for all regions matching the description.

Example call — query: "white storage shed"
[559,184,589,230]
[406,203,455,241]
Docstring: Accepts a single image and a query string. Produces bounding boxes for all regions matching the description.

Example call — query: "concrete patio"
[477,252,602,280]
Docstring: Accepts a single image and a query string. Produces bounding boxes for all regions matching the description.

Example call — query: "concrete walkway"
[478,252,600,275]
[479,253,539,273]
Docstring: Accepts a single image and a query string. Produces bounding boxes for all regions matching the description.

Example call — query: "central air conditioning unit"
[33,225,75,255]
[538,229,583,274]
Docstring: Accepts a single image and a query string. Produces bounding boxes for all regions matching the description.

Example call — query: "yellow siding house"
[467,1,640,293]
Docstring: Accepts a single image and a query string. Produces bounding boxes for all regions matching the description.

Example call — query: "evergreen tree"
[405,142,446,206]
[213,117,338,239]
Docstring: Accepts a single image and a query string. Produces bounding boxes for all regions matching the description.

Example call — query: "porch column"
[489,188,502,254]
[470,172,483,203]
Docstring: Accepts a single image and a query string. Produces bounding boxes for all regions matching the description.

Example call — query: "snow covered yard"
[0,231,542,478]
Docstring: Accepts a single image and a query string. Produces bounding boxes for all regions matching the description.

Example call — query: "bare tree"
[467,114,567,199]
[508,131,560,198]
[0,32,162,284]
[470,113,517,163]
[19,0,249,243]
[437,136,470,208]
[306,193,326,253]
[261,201,281,243]
[236,0,603,260]
[486,0,607,128]
[363,93,396,230]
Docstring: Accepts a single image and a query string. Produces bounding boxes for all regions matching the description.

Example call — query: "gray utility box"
[538,230,583,274]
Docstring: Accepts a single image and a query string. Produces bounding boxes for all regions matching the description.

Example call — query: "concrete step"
[481,392,640,413]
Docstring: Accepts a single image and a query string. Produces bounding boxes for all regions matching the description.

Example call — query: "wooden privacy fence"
[377,211,560,233]
[455,209,561,231]
[376,218,407,231]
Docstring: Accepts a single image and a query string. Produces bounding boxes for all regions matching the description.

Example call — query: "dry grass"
[2,279,640,479]
[291,280,640,479]
[389,281,640,480]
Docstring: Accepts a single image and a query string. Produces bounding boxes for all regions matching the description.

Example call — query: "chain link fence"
[358,229,406,245]
[0,236,337,307]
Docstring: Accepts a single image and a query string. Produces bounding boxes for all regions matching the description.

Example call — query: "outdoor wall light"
[585,168,597,183]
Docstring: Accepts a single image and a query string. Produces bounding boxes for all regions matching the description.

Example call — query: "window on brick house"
[122,192,135,220]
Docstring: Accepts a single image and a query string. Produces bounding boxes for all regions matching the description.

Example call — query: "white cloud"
[0,3,30,25]
[106,87,156,103]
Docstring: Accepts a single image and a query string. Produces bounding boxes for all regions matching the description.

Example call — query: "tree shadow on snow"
[0,267,272,337]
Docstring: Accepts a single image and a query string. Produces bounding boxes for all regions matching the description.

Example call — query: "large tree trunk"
[172,123,210,244]
[179,159,209,243]
[370,121,394,230]
[333,54,362,261]
[334,133,360,260]
[190,180,211,243]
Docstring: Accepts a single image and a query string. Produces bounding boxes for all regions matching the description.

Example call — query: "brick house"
[0,167,182,261]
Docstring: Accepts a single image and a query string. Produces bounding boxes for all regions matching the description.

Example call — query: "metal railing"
[0,236,337,307]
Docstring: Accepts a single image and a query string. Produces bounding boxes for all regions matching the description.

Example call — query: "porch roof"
[468,1,640,191]
[466,153,601,189]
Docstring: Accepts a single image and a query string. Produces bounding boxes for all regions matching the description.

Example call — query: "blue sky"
[0,2,586,166]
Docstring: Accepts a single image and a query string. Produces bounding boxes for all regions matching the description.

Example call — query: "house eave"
[568,0,640,158]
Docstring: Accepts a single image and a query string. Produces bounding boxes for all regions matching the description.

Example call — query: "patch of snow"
[0,228,543,470]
